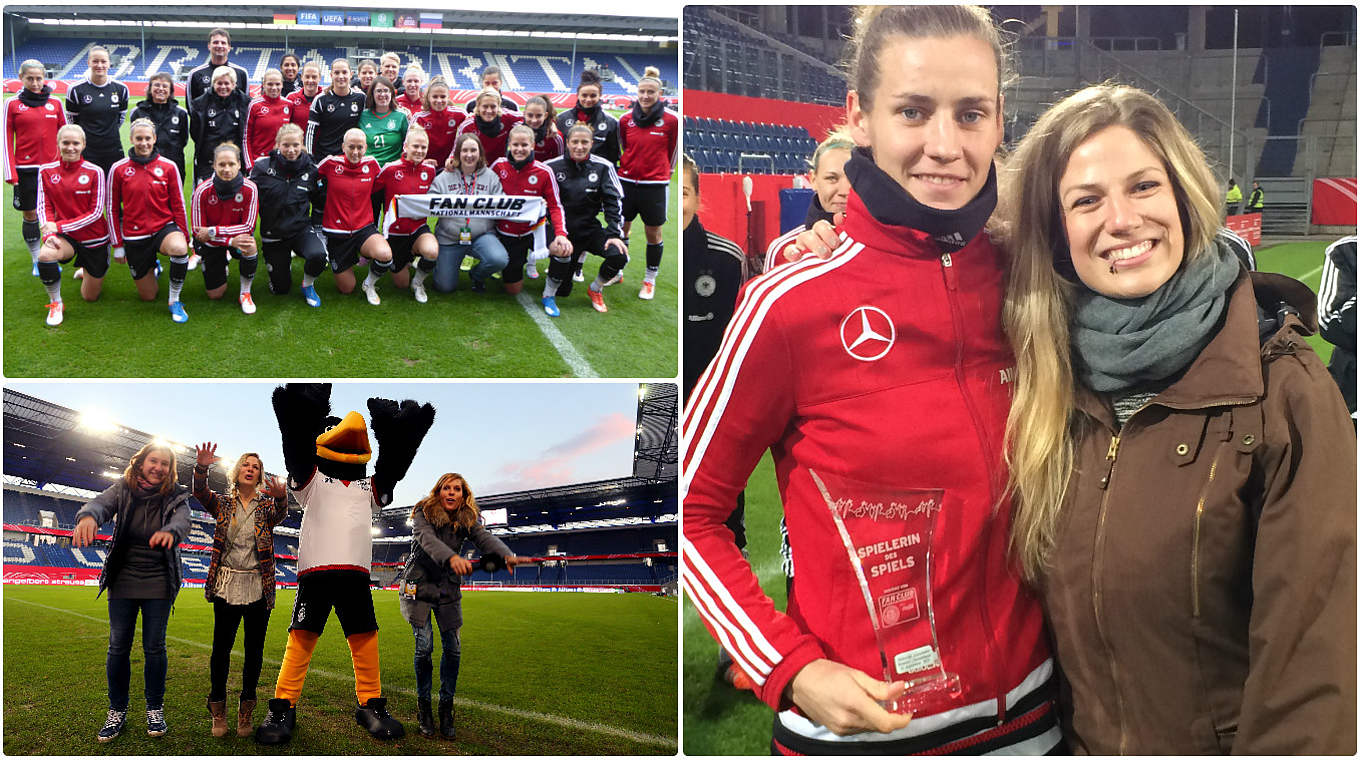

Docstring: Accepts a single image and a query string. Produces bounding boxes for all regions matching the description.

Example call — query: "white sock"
[302,273,317,288]
[44,279,62,303]
[412,268,428,287]
[363,270,381,289]
[644,266,659,284]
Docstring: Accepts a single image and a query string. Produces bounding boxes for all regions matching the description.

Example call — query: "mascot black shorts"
[289,568,379,636]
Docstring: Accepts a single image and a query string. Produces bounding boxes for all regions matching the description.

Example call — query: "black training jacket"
[544,153,624,239]
[248,150,321,241]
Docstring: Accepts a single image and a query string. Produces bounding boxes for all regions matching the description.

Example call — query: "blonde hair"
[211,65,237,86]
[129,118,157,138]
[808,125,855,174]
[845,6,1012,109]
[56,123,87,144]
[261,67,283,84]
[227,452,264,499]
[474,88,501,108]
[19,59,44,78]
[124,443,178,498]
[1001,83,1223,583]
[275,123,304,144]
[413,473,480,531]
[422,76,450,111]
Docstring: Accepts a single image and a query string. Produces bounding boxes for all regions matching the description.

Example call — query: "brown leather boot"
[207,698,228,738]
[237,699,256,738]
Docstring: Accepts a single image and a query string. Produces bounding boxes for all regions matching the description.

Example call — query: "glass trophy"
[809,468,962,715]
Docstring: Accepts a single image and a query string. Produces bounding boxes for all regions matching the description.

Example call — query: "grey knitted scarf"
[1071,235,1242,393]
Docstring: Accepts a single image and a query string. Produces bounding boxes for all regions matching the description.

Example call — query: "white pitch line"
[10,596,673,748]
[514,291,599,378]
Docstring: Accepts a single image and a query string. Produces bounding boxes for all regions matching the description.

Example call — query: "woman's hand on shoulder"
[783,217,842,263]
[787,658,913,737]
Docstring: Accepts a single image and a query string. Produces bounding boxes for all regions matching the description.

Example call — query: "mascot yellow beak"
[315,411,373,464]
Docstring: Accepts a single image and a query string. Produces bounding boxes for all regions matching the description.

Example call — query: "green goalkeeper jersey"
[359,108,409,166]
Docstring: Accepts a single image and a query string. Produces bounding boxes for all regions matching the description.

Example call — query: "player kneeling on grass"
[191,143,260,314]
[314,129,393,304]
[542,124,628,314]
[400,473,522,739]
[376,127,439,302]
[250,123,328,307]
[35,124,110,326]
[109,119,193,323]
[492,125,570,302]
[73,442,191,744]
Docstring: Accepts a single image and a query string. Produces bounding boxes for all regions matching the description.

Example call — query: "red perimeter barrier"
[696,173,795,256]
[1225,212,1262,247]
[684,89,844,142]
[1312,178,1358,225]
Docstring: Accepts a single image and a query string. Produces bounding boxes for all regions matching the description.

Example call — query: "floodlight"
[78,410,119,435]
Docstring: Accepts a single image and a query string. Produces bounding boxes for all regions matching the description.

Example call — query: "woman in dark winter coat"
[73,442,191,744]
[129,73,190,184]
[399,473,521,740]
[189,66,250,187]
[192,443,290,739]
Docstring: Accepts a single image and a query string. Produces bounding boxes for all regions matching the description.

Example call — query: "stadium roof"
[3,388,238,497]
[5,5,677,52]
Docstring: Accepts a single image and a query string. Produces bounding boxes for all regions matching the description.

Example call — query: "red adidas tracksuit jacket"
[190,177,259,247]
[286,88,317,131]
[376,157,436,236]
[413,108,465,168]
[314,155,380,234]
[37,159,109,244]
[683,182,1056,753]
[456,112,523,164]
[6,89,66,182]
[617,106,677,184]
[490,156,564,238]
[108,153,189,247]
[243,95,295,167]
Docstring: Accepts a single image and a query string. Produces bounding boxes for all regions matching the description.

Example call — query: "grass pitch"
[2,97,677,379]
[4,585,677,755]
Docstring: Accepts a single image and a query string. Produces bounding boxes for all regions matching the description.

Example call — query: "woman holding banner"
[428,133,509,293]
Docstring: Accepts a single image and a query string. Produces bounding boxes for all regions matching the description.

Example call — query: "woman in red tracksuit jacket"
[190,142,259,316]
[491,124,570,297]
[244,69,295,168]
[34,124,108,326]
[456,89,523,165]
[376,127,440,302]
[286,61,322,131]
[413,77,463,170]
[7,58,66,273]
[313,127,394,304]
[682,6,1058,755]
[109,118,192,323]
[616,68,677,300]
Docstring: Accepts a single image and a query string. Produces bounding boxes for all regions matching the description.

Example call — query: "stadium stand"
[3,38,676,104]
[3,384,677,593]
[686,6,1356,245]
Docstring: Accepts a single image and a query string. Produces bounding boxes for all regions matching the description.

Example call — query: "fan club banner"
[395,194,544,223]
[1225,212,1262,246]
[1313,178,1358,225]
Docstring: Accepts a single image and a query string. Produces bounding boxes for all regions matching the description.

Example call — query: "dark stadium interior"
[684,5,1356,247]
[3,385,678,592]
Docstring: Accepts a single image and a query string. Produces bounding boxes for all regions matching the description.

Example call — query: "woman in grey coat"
[429,133,510,293]
[399,472,521,740]
[72,442,192,744]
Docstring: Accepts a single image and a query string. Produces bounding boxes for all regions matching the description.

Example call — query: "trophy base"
[885,672,962,715]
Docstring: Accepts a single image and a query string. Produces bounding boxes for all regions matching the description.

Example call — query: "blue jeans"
[432,236,508,293]
[411,614,461,703]
[107,597,173,710]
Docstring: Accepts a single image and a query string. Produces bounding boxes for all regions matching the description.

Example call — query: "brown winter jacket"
[1042,270,1356,754]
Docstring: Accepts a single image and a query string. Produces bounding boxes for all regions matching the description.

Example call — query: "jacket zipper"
[1190,447,1224,618]
[1092,431,1128,754]
[940,251,1006,725]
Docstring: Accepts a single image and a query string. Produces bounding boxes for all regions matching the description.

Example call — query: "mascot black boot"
[260,383,435,743]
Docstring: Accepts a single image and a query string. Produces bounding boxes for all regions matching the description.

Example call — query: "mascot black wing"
[368,397,437,506]
[271,382,332,487]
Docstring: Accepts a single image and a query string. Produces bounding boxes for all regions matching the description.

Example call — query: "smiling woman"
[681,5,1060,755]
